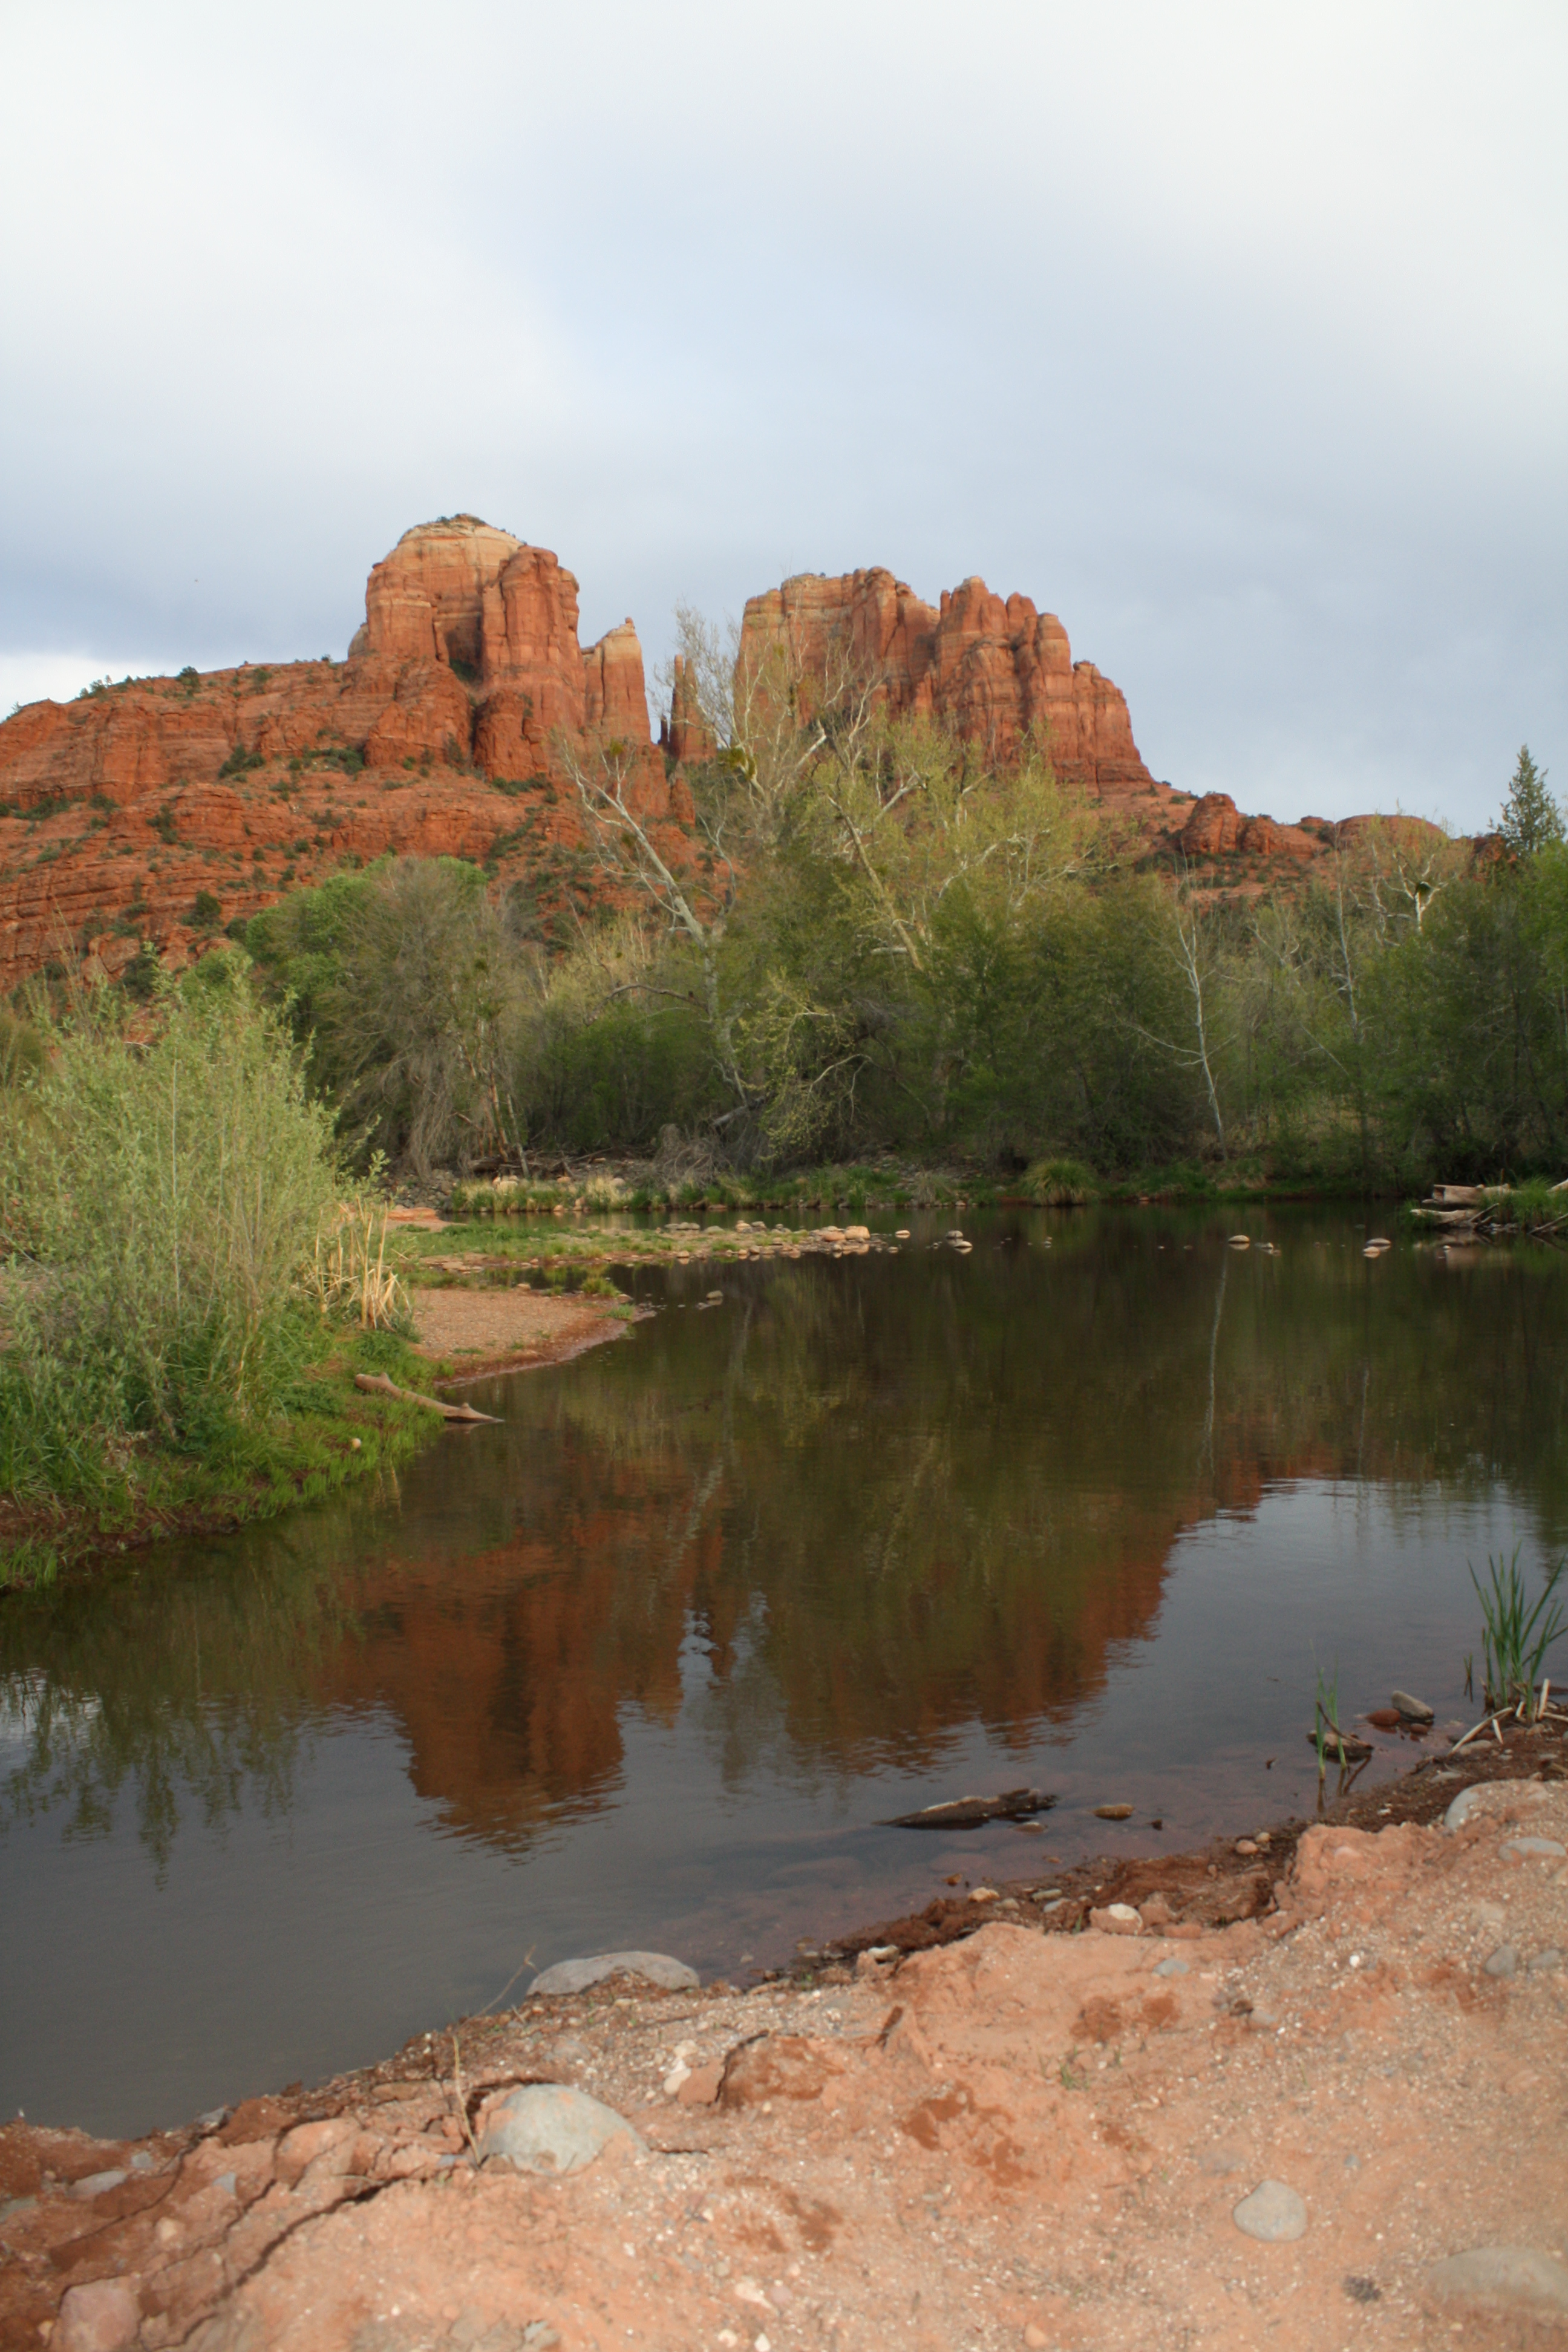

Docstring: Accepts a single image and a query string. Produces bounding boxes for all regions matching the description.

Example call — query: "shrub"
[0,962,342,1501]
[1022,1156,1099,1206]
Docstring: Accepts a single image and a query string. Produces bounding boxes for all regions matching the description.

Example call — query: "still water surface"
[4,1207,1566,2136]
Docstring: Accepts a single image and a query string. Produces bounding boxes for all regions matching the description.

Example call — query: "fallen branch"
[1449,1711,1506,1751]
[353,1373,500,1424]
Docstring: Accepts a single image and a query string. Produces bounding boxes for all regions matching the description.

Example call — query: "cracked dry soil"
[4,1759,1567,2352]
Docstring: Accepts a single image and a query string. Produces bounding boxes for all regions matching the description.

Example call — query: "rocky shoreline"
[5,1725,1565,2351]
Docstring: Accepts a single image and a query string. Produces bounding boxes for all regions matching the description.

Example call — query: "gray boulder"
[1426,2247,1568,2315]
[528,1950,698,1996]
[477,2085,644,2176]
[1232,2180,1308,2243]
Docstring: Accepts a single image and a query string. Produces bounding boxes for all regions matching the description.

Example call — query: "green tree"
[1498,745,1563,857]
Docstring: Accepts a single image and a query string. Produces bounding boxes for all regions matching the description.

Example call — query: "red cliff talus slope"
[0,518,1449,991]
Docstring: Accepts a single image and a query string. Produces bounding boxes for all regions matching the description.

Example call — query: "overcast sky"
[2,1,1563,832]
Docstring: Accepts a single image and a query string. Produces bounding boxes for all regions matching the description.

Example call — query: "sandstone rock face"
[0,518,1472,995]
[736,566,1155,794]
[659,653,717,765]
[0,518,681,988]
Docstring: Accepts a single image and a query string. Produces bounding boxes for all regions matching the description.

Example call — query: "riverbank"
[0,1287,633,1592]
[5,1728,1564,2352]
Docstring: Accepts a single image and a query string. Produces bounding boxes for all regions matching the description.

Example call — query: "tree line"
[241,628,1566,1192]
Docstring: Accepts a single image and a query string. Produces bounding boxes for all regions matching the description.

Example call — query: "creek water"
[4,1205,1566,2138]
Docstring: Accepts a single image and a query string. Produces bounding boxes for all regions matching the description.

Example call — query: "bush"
[0,960,342,1503]
[1023,1157,1099,1205]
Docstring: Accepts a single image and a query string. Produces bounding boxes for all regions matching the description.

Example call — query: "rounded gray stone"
[1390,1690,1434,1722]
[1233,2179,1308,2243]
[477,2085,644,2176]
[1501,1835,1566,1859]
[528,1949,699,1997]
[1154,1956,1189,1978]
[1426,2246,1568,2315]
[1443,1784,1489,1832]
[1483,1944,1518,1979]
[1529,1946,1563,1973]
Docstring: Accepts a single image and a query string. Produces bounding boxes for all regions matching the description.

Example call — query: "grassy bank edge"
[0,1330,447,1594]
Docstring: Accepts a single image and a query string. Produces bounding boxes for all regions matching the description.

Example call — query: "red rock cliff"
[736,566,1155,796]
[0,518,676,990]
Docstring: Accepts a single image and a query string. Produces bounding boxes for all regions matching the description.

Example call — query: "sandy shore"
[5,1733,1566,2352]
[411,1285,633,1382]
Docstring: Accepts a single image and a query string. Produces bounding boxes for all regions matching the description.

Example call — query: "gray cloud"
[2,0,1563,831]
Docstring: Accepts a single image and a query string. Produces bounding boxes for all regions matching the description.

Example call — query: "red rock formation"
[0,520,675,990]
[735,566,1155,795]
[659,655,717,765]
[0,517,1472,994]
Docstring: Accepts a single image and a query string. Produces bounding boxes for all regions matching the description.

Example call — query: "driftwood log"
[353,1372,500,1425]
[883,1788,1056,1830]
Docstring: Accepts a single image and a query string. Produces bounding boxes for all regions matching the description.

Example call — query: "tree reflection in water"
[4,1210,1566,1867]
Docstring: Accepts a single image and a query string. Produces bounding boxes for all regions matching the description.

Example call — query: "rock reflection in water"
[2,1207,1566,2134]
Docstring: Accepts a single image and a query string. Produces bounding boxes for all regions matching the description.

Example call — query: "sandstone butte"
[0,517,1445,994]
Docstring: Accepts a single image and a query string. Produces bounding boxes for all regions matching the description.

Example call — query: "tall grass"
[1470,1546,1567,1711]
[0,958,343,1508]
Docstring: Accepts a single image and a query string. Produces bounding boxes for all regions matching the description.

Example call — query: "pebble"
[1529,1947,1563,1972]
[69,2169,127,2200]
[1501,1836,1567,1860]
[1443,1784,1489,1832]
[1391,1689,1434,1722]
[1232,2180,1308,2242]
[528,1950,699,1996]
[1094,1803,1134,1820]
[477,2085,644,2175]
[1425,2246,1568,2316]
[1153,1956,1189,1978]
[1483,1945,1518,1978]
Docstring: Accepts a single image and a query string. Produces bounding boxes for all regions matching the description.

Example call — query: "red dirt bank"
[4,1742,1565,2352]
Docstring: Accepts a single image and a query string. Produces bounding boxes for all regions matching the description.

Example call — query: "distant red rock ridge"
[0,518,1447,990]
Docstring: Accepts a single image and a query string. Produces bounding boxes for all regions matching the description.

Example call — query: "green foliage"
[1023,1157,1099,1206]
[0,961,342,1507]
[1469,1546,1567,1710]
[189,889,223,931]
[218,744,264,779]
[0,1011,46,1088]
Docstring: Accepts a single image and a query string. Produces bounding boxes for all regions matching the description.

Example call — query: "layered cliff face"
[736,566,1157,797]
[0,519,675,991]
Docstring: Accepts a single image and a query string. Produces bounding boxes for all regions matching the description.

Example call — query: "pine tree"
[1498,744,1563,856]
